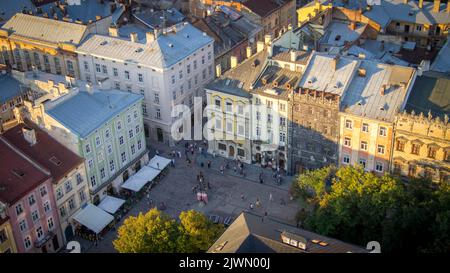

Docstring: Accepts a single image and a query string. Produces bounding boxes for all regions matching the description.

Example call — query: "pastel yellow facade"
[205,88,252,163]
[297,2,332,26]
[0,220,17,253]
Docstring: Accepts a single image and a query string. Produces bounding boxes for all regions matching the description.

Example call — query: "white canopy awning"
[72,204,114,234]
[148,155,171,170]
[97,196,125,214]
[120,166,160,192]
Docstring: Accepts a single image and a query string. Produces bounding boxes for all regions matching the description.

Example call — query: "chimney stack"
[257,41,265,53]
[380,84,386,96]
[350,21,356,30]
[109,25,118,37]
[332,55,340,71]
[230,56,238,69]
[419,0,424,8]
[447,1,450,13]
[403,0,407,4]
[216,63,222,77]
[246,46,252,59]
[146,31,156,44]
[22,127,37,146]
[433,0,441,13]
[290,50,297,62]
[130,32,138,43]
[264,34,272,46]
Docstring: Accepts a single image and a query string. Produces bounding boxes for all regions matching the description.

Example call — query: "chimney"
[96,15,102,21]
[290,50,297,62]
[403,0,407,3]
[268,44,273,57]
[86,82,94,95]
[130,32,138,43]
[22,127,37,146]
[216,63,222,77]
[110,2,116,14]
[257,41,265,53]
[433,0,440,13]
[246,46,252,58]
[230,56,238,69]
[146,31,156,44]
[380,84,386,96]
[332,55,340,71]
[350,21,356,30]
[264,34,272,46]
[447,1,450,13]
[109,25,118,37]
[419,0,423,8]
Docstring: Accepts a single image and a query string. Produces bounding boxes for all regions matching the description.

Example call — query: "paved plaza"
[78,141,299,253]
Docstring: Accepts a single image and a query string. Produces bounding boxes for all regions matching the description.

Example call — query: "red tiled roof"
[2,121,84,184]
[0,137,51,205]
[242,0,289,17]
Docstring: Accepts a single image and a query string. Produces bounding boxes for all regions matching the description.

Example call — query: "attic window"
[334,81,341,88]
[358,68,366,77]
[12,169,25,178]
[225,79,231,86]
[212,241,228,252]
[335,35,341,41]
[319,241,329,247]
[168,43,174,48]
[135,48,143,53]
[100,41,107,46]
[49,156,62,166]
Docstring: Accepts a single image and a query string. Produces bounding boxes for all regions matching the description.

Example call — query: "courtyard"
[77,141,299,253]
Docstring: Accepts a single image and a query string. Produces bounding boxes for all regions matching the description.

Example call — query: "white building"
[76,22,215,146]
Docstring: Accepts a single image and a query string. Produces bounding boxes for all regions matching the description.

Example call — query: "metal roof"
[431,38,450,73]
[0,74,25,104]
[45,88,143,138]
[208,212,368,253]
[298,52,360,96]
[76,23,213,69]
[2,13,88,45]
[364,0,450,28]
[341,59,415,122]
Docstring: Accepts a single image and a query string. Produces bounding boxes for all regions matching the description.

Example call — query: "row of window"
[89,139,143,188]
[343,138,386,155]
[344,120,387,136]
[59,190,86,219]
[15,185,49,216]
[396,140,450,161]
[21,217,54,250]
[342,155,385,172]
[55,173,84,201]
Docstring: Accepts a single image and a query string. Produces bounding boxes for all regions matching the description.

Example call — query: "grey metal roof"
[251,65,302,99]
[405,73,450,119]
[206,49,269,97]
[320,21,366,47]
[341,59,415,122]
[45,88,143,138]
[431,37,450,73]
[0,74,25,104]
[208,212,368,253]
[76,23,213,69]
[298,52,360,96]
[133,8,185,30]
[0,0,34,25]
[364,0,450,28]
[2,13,88,45]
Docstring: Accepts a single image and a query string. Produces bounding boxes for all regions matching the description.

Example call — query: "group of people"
[192,171,211,194]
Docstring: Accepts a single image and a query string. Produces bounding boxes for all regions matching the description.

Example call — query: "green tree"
[290,165,336,204]
[179,210,225,252]
[113,208,224,253]
[113,208,182,253]
[293,165,450,253]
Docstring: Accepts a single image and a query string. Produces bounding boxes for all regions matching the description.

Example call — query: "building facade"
[2,122,89,244]
[76,22,215,146]
[0,218,17,253]
[0,13,90,78]
[0,136,63,253]
[22,87,149,204]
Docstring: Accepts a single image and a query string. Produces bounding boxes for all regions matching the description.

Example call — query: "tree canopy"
[113,208,224,253]
[291,165,450,253]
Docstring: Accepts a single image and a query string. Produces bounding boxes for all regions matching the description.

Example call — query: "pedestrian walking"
[207,160,211,169]
[171,158,175,167]
[241,193,245,200]
[157,162,160,169]
[233,166,237,173]
[220,165,224,174]
[207,182,211,189]
[249,203,254,210]
[256,198,261,208]
[269,193,273,202]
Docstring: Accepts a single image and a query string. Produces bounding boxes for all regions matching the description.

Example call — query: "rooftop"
[320,21,366,47]
[2,121,84,183]
[405,73,450,119]
[363,0,450,28]
[341,59,416,122]
[0,136,50,205]
[208,212,368,253]
[45,88,143,138]
[0,73,26,104]
[206,49,269,97]
[76,23,213,69]
[0,0,34,26]
[298,52,360,96]
[2,13,89,45]
[251,65,302,99]
[242,0,291,18]
[431,37,450,73]
[133,8,185,30]
[272,48,311,64]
